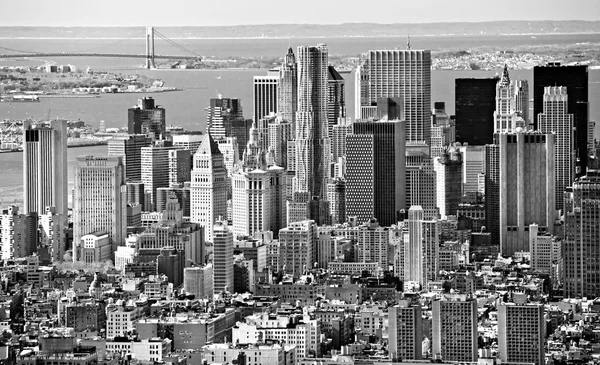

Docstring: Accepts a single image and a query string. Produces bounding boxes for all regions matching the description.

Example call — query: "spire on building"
[500,64,510,87]
[407,34,411,50]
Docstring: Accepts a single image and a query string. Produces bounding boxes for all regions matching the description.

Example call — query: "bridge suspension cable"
[153,29,201,58]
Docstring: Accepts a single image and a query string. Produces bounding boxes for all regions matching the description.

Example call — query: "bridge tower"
[145,26,155,69]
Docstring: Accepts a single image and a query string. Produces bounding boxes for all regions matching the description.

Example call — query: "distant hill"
[0,21,599,38]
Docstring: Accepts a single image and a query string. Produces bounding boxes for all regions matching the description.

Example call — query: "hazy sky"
[2,0,599,26]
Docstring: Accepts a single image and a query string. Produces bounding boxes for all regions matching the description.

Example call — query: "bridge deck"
[0,53,200,60]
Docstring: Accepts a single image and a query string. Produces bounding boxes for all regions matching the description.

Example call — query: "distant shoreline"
[1,32,600,41]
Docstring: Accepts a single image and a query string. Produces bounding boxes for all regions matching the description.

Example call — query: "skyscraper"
[327,178,346,224]
[212,219,234,294]
[278,47,298,127]
[534,63,589,173]
[493,65,526,134]
[73,156,127,256]
[107,134,151,181]
[457,145,485,194]
[331,118,352,163]
[485,143,500,246]
[327,65,346,137]
[404,206,423,285]
[23,119,67,217]
[406,146,437,219]
[563,170,600,298]
[253,75,278,123]
[128,97,166,140]
[388,300,422,361]
[432,295,478,362]
[434,148,463,218]
[499,131,556,256]
[455,77,497,145]
[294,44,330,200]
[168,149,192,187]
[538,86,575,212]
[346,120,406,226]
[513,79,529,123]
[206,97,244,140]
[1,206,38,260]
[267,119,292,168]
[357,50,432,146]
[279,220,318,277]
[140,143,176,210]
[184,264,214,299]
[191,135,227,242]
[498,303,545,365]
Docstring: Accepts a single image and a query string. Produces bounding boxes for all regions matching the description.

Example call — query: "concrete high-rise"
[534,63,589,174]
[327,178,346,224]
[455,77,497,145]
[278,47,298,127]
[253,75,278,123]
[457,145,485,194]
[107,134,151,181]
[23,119,67,216]
[0,206,37,260]
[206,97,244,140]
[432,295,478,362]
[388,300,422,361]
[191,135,227,242]
[346,120,406,226]
[128,97,166,140]
[538,86,575,212]
[499,131,556,256]
[563,170,600,298]
[279,220,317,277]
[213,219,233,293]
[498,303,545,365]
[267,119,292,168]
[434,148,463,218]
[168,149,192,187]
[404,206,423,285]
[294,44,330,200]
[357,50,431,146]
[327,65,346,137]
[140,143,180,210]
[73,156,127,257]
[184,264,213,299]
[331,118,352,163]
[406,146,437,219]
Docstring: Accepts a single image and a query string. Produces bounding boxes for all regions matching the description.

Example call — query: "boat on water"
[0,95,40,102]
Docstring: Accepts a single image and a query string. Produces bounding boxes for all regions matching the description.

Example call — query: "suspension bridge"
[0,27,201,69]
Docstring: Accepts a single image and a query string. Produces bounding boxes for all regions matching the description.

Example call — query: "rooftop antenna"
[407,32,411,50]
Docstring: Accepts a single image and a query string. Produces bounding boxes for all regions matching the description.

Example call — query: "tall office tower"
[499,131,556,256]
[232,125,287,237]
[434,148,463,218]
[457,145,485,194]
[327,65,346,137]
[127,97,166,140]
[455,77,497,145]
[206,97,244,139]
[494,65,526,134]
[126,181,145,209]
[357,50,432,146]
[231,118,252,156]
[534,63,589,173]
[498,303,545,365]
[406,146,437,219]
[538,86,575,212]
[213,219,233,293]
[191,135,227,242]
[278,47,298,127]
[346,120,406,226]
[513,79,529,123]
[23,119,67,216]
[168,149,191,187]
[157,184,191,217]
[107,134,151,181]
[140,143,173,210]
[485,143,500,246]
[294,44,330,200]
[253,75,278,123]
[354,61,370,120]
[267,119,292,168]
[0,206,38,260]
[432,295,478,362]
[327,178,346,224]
[331,118,352,163]
[183,264,213,299]
[422,219,439,285]
[279,220,317,277]
[529,223,562,276]
[73,156,127,256]
[216,137,240,180]
[404,206,423,285]
[388,300,422,361]
[39,206,66,262]
[563,170,600,298]
[354,218,389,268]
[431,102,455,159]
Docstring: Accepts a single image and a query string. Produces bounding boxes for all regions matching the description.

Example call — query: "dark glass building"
[346,120,406,226]
[534,63,589,173]
[128,97,166,140]
[485,141,500,246]
[455,78,498,145]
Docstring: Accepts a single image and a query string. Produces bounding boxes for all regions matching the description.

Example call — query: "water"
[2,35,600,194]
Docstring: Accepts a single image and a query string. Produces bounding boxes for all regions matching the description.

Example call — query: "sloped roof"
[195,133,221,155]
[328,65,344,81]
